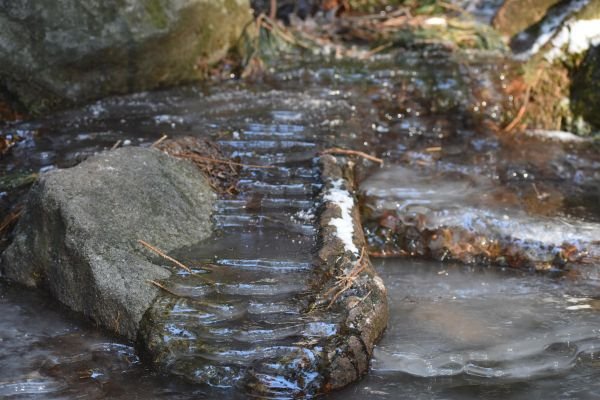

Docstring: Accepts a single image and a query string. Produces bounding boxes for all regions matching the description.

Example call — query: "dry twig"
[325,247,368,308]
[110,140,122,150]
[269,0,277,20]
[152,134,168,148]
[321,147,383,165]
[147,279,182,297]
[172,151,275,169]
[0,207,23,236]
[503,69,543,133]
[138,239,192,273]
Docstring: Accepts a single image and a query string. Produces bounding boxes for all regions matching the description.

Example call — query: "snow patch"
[513,0,589,60]
[323,179,359,255]
[566,304,592,310]
[545,18,600,62]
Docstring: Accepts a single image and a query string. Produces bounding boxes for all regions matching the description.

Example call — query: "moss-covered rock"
[570,45,600,132]
[0,0,253,115]
[508,0,600,135]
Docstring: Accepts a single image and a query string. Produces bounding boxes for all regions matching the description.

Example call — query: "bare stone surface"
[0,147,215,339]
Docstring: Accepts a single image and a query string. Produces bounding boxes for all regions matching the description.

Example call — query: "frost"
[323,180,359,255]
[525,129,587,142]
[292,209,315,222]
[566,304,592,310]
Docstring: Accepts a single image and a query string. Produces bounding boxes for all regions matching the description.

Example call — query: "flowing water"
[1,45,599,398]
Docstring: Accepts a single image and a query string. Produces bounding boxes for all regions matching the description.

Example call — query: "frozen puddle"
[331,259,600,400]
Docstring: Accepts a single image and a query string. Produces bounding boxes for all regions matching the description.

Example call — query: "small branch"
[147,279,182,297]
[326,247,368,308]
[110,140,122,150]
[321,147,383,165]
[138,239,192,273]
[360,42,394,60]
[502,90,530,133]
[269,0,277,20]
[0,207,23,236]
[503,69,543,134]
[152,134,168,148]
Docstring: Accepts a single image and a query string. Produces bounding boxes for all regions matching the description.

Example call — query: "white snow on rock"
[323,179,359,255]
[513,0,589,60]
[545,18,600,62]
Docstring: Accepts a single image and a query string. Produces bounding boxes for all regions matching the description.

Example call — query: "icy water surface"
[333,259,600,400]
[3,260,600,399]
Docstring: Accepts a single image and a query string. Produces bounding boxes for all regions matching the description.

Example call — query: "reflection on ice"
[331,259,600,400]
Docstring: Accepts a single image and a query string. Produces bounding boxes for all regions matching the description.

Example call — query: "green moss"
[390,17,505,51]
[570,45,600,134]
[0,172,37,191]
[144,0,168,29]
[575,0,600,20]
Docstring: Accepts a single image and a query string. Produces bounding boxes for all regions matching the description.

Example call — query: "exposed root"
[138,240,192,273]
[321,148,383,165]
[502,87,530,133]
[325,247,368,308]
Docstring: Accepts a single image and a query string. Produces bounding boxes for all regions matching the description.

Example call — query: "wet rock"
[493,0,562,39]
[0,0,253,114]
[361,165,600,271]
[0,147,216,339]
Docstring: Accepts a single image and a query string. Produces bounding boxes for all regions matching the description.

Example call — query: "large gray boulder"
[0,0,253,114]
[0,147,215,339]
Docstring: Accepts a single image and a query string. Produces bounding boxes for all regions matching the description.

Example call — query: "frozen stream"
[1,45,599,397]
[2,259,599,399]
